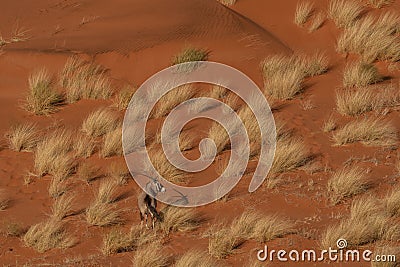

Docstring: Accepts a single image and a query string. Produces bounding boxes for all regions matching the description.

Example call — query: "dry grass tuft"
[251,215,295,243]
[343,61,382,88]
[23,218,75,252]
[132,241,169,267]
[97,179,118,204]
[6,123,39,152]
[294,1,314,26]
[51,193,75,220]
[48,176,69,198]
[160,206,202,234]
[60,56,112,103]
[82,108,119,137]
[321,196,393,248]
[0,189,10,210]
[175,250,220,267]
[322,115,337,132]
[85,201,122,227]
[209,212,293,259]
[25,69,63,115]
[148,147,186,184]
[208,226,247,259]
[265,135,310,174]
[327,165,370,204]
[4,222,26,237]
[179,131,195,152]
[113,86,136,110]
[367,0,394,8]
[337,13,400,62]
[108,162,131,185]
[102,225,156,255]
[85,179,122,226]
[172,47,209,65]
[150,84,195,118]
[101,127,122,157]
[309,12,326,32]
[73,134,95,158]
[217,154,247,179]
[217,0,237,6]
[208,122,233,154]
[384,186,400,217]
[209,84,227,99]
[77,162,101,184]
[336,89,377,116]
[262,53,328,99]
[328,0,364,28]
[332,117,398,146]
[34,130,74,177]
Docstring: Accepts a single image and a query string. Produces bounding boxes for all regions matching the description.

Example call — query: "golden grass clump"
[6,123,39,152]
[0,189,10,210]
[108,162,130,185]
[209,212,293,259]
[208,227,240,259]
[237,104,261,157]
[150,84,195,118]
[175,250,220,267]
[132,241,169,267]
[343,61,382,88]
[384,186,400,217]
[102,226,156,255]
[327,165,370,204]
[336,89,377,116]
[4,222,26,237]
[321,196,393,248]
[73,134,95,158]
[113,86,136,110]
[209,84,227,99]
[51,193,75,220]
[294,1,314,26]
[23,218,75,252]
[48,176,68,198]
[82,108,119,137]
[60,56,112,103]
[328,0,364,28]
[208,122,231,154]
[148,148,186,184]
[337,13,400,62]
[34,130,74,177]
[77,162,100,184]
[322,115,337,132]
[172,47,209,65]
[309,12,325,32]
[217,0,237,6]
[262,53,328,99]
[265,134,310,174]
[368,0,394,8]
[160,206,202,234]
[85,179,122,226]
[101,127,122,157]
[332,117,398,146]
[251,215,295,243]
[25,69,63,115]
[179,131,195,152]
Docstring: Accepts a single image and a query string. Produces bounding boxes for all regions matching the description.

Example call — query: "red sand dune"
[0,0,400,266]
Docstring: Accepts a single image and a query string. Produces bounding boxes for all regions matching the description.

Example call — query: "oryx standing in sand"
[137,179,165,229]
